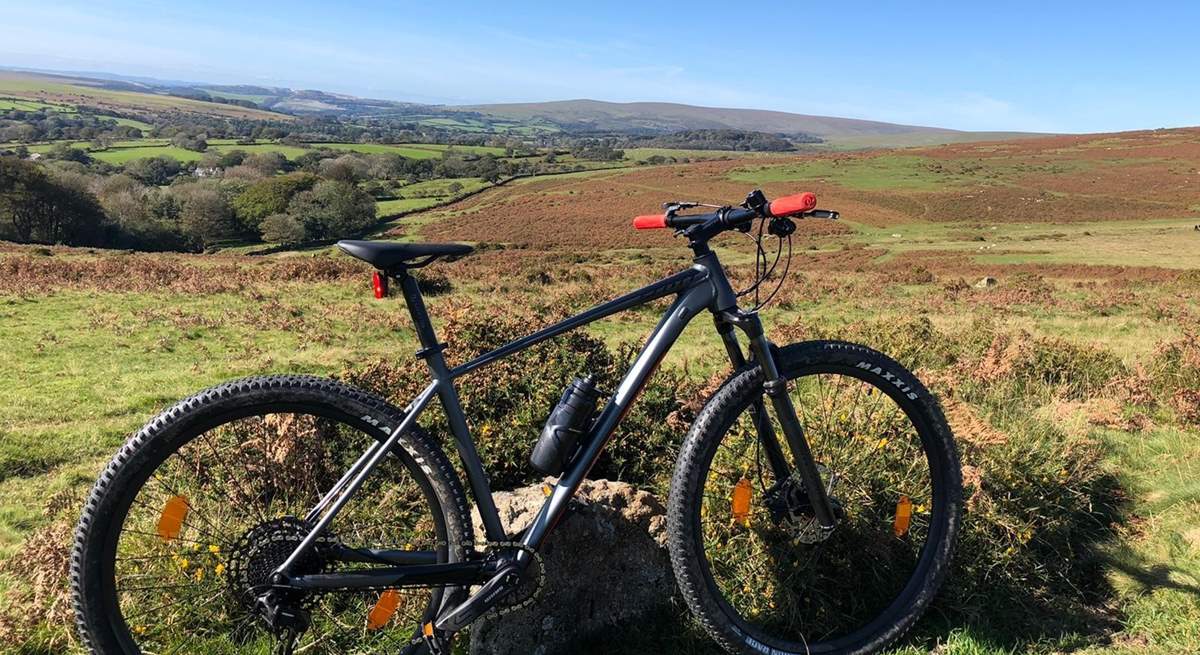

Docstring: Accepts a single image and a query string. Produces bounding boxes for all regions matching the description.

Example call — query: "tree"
[95,175,186,250]
[243,151,287,175]
[232,173,318,231]
[446,181,464,194]
[47,143,92,164]
[174,183,234,250]
[259,213,307,244]
[318,155,369,183]
[0,157,108,245]
[287,180,376,240]
[171,132,208,152]
[124,156,183,186]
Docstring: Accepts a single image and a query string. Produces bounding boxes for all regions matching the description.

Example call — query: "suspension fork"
[715,318,791,482]
[717,312,838,530]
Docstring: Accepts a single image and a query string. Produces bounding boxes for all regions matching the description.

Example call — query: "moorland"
[1,69,1198,654]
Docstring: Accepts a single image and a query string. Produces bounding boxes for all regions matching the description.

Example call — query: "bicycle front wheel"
[72,375,473,654]
[669,341,962,655]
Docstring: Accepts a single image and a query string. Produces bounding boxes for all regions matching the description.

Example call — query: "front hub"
[764,469,844,543]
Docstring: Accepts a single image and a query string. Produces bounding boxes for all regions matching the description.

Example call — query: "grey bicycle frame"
[276,246,836,599]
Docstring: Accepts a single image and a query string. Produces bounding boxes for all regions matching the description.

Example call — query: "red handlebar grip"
[633,214,668,229]
[768,192,817,217]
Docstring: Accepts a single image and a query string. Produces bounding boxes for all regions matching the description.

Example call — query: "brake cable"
[735,215,793,312]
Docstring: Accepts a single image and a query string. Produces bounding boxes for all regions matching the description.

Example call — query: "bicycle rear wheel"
[72,375,472,654]
[669,341,962,655]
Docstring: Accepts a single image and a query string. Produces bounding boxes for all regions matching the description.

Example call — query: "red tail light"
[372,271,388,299]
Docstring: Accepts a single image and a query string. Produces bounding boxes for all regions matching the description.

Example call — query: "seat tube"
[395,270,508,542]
[742,315,838,529]
[397,270,442,353]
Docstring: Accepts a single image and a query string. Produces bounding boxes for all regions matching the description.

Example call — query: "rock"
[468,479,674,655]
[975,276,998,288]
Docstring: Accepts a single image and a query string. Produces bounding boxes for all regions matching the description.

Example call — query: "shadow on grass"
[1104,555,1200,598]
[567,469,1140,655]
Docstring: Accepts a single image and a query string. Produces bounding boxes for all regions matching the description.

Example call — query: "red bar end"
[769,192,817,217]
[633,214,668,229]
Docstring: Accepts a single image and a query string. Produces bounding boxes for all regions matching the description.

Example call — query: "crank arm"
[434,565,522,633]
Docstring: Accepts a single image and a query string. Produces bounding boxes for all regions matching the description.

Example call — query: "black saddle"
[336,240,474,270]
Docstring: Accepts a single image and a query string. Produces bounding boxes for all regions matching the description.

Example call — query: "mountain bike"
[72,188,963,655]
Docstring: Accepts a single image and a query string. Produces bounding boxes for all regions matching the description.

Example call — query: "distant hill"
[0,66,1045,148]
[457,99,1042,147]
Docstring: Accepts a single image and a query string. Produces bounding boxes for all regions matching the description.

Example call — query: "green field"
[0,97,75,113]
[320,142,508,157]
[416,115,561,135]
[16,139,515,164]
[375,177,490,217]
[622,147,794,162]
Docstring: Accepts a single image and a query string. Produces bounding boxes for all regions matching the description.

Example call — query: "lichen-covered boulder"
[469,479,675,655]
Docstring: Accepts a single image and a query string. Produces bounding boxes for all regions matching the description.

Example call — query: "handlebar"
[632,190,835,236]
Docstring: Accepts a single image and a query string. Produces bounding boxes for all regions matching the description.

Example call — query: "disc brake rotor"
[764,466,842,544]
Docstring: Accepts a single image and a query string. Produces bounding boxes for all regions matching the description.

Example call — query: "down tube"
[521,283,715,550]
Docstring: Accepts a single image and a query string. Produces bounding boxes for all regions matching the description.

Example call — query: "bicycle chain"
[226,525,545,639]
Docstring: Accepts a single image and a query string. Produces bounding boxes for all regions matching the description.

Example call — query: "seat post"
[395,268,446,369]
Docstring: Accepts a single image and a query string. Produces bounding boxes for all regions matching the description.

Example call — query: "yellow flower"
[193,567,205,582]
[215,563,226,576]
[208,544,221,554]
[876,437,889,449]
[178,557,189,570]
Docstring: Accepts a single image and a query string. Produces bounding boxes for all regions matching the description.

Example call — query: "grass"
[847,218,1200,270]
[1,239,1198,653]
[0,97,75,113]
[621,147,792,162]
[375,178,491,225]
[730,155,970,191]
[1071,424,1200,655]
[3,131,1200,654]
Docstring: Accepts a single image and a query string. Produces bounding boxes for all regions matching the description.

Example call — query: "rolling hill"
[1,67,1045,149]
[456,99,1043,147]
[0,70,291,120]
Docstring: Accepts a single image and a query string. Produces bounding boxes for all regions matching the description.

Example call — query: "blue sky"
[1,1,1197,133]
